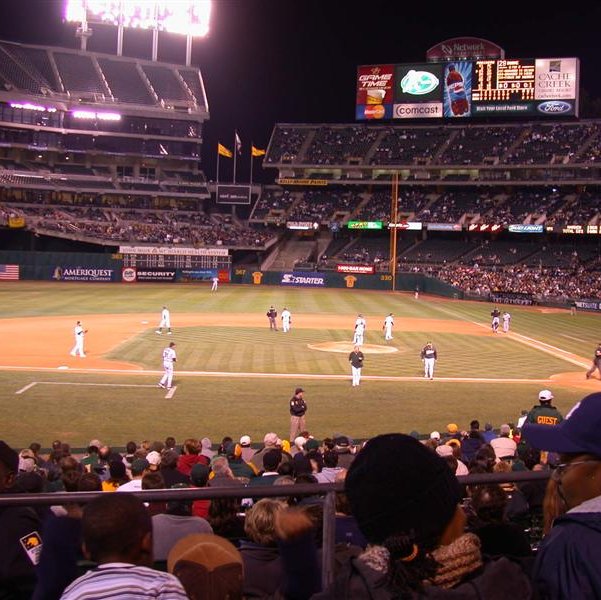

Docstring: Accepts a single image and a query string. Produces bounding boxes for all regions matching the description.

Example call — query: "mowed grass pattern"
[0,281,598,447]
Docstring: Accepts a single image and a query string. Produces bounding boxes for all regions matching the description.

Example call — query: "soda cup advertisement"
[443,62,473,117]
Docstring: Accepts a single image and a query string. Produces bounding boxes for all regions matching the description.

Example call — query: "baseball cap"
[523,392,601,455]
[539,389,554,402]
[305,438,320,451]
[146,451,161,466]
[294,436,307,449]
[436,445,453,458]
[167,533,243,599]
[430,431,440,440]
[295,387,304,394]
[239,435,251,447]
[446,423,459,434]
[263,432,279,446]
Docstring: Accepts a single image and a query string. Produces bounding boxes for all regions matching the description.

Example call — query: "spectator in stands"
[101,460,130,491]
[490,424,518,460]
[239,499,286,597]
[468,484,532,558]
[293,433,531,598]
[0,441,42,597]
[117,458,149,492]
[208,496,246,545]
[250,449,283,487]
[190,464,211,519]
[524,392,601,599]
[159,449,190,488]
[526,389,563,427]
[142,471,167,518]
[60,494,187,599]
[200,437,216,461]
[176,438,207,476]
[222,441,258,481]
[239,435,254,462]
[482,423,496,444]
[332,435,356,469]
[250,432,285,472]
[167,533,244,600]
[461,420,485,463]
[315,450,344,483]
[152,484,213,561]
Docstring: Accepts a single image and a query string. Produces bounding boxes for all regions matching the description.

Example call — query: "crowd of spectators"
[4,389,601,598]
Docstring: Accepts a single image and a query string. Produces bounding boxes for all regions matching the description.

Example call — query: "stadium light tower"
[64,0,211,65]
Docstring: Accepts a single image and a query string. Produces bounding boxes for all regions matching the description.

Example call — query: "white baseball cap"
[146,451,161,466]
[430,431,441,440]
[539,389,554,401]
[239,435,251,446]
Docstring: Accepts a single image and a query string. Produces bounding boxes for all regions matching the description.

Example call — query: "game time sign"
[356,58,579,120]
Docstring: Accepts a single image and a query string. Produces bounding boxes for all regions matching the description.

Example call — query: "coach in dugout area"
[526,390,563,427]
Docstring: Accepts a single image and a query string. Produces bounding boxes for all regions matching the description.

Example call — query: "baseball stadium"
[2,3,601,598]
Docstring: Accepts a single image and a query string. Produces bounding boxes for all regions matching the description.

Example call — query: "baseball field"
[0,281,598,449]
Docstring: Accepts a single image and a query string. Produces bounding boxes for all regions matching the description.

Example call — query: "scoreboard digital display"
[356,57,579,120]
[472,59,535,102]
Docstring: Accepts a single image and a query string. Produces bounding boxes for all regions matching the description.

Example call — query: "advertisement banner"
[394,63,444,103]
[489,291,534,305]
[216,185,251,205]
[468,224,503,232]
[443,62,473,118]
[575,300,601,311]
[393,102,442,119]
[286,221,316,230]
[356,103,393,120]
[427,223,462,231]
[356,65,394,105]
[52,266,115,282]
[178,269,215,282]
[388,222,422,230]
[280,272,326,287]
[508,224,544,233]
[426,37,504,61]
[336,264,375,274]
[122,268,176,282]
[535,58,579,101]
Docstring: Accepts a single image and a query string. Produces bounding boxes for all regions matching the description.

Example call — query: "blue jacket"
[532,495,601,599]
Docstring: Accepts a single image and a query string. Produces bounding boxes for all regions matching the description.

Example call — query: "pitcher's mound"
[308,341,399,354]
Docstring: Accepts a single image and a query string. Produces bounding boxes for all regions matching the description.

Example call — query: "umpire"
[289,387,307,442]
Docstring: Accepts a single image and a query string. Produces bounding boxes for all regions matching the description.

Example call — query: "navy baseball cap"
[522,392,601,456]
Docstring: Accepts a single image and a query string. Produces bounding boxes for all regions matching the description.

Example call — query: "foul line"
[427,302,590,369]
[10,369,550,385]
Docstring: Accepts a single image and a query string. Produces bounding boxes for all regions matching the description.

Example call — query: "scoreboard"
[120,246,230,269]
[356,57,579,120]
[472,59,535,102]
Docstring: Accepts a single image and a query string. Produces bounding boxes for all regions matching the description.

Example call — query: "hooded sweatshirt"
[532,494,601,599]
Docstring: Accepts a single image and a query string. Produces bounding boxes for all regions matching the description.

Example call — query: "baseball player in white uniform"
[383,313,394,340]
[156,306,172,335]
[158,342,176,389]
[211,276,219,292]
[420,341,437,380]
[281,307,292,333]
[353,314,366,346]
[70,320,87,357]
[502,311,511,333]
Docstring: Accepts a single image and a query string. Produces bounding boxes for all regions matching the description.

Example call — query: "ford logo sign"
[537,101,572,114]
[400,70,439,95]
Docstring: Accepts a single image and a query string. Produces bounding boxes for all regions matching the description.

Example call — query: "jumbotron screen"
[356,58,579,120]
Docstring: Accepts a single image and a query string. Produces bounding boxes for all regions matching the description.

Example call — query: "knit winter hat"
[346,433,462,545]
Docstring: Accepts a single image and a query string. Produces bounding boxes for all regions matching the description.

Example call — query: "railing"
[0,470,550,590]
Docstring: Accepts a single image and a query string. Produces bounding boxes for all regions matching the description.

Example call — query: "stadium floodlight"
[64,0,211,37]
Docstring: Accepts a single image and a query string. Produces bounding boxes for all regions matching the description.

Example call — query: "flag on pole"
[251,145,266,157]
[235,131,242,155]
[217,143,233,158]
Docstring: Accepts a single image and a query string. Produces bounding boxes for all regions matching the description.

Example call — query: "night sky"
[0,0,599,183]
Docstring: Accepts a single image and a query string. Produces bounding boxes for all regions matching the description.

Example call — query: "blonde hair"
[244,498,286,545]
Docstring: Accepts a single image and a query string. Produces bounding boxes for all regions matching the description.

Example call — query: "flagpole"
[216,145,220,185]
[249,142,254,204]
[233,131,237,184]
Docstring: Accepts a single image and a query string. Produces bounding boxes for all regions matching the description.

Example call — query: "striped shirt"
[60,562,188,599]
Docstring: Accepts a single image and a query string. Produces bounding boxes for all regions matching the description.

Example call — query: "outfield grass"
[0,282,598,448]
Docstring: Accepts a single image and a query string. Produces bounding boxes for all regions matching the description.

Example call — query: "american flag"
[0,265,19,280]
